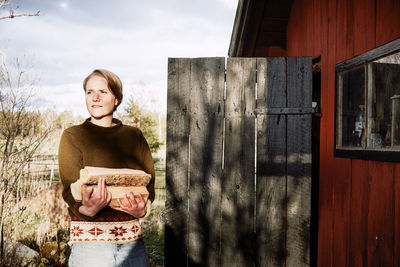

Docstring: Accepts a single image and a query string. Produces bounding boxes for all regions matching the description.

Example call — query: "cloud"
[34,83,86,112]
[31,97,55,109]
[1,0,238,116]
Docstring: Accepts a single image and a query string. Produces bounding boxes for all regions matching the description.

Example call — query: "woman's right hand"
[78,178,112,217]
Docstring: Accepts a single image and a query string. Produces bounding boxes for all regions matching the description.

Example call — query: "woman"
[58,69,155,266]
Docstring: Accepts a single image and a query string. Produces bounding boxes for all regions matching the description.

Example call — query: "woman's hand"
[78,178,112,217]
[111,193,147,218]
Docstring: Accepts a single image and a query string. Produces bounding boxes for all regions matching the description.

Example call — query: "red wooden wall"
[282,0,400,266]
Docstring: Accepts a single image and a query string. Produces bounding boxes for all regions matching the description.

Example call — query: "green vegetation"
[120,96,164,153]
[0,56,166,265]
[1,159,166,266]
[143,204,165,266]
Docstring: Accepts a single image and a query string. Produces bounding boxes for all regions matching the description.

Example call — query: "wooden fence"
[165,57,313,266]
[28,155,59,178]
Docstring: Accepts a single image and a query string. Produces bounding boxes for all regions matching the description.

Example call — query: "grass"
[145,161,166,266]
[143,204,165,266]
[5,199,166,266]
[2,155,167,266]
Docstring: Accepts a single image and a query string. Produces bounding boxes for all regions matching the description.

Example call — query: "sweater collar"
[83,117,123,130]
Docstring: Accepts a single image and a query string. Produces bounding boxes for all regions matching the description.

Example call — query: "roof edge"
[228,0,251,57]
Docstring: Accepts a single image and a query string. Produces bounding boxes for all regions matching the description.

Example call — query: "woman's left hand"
[111,192,147,218]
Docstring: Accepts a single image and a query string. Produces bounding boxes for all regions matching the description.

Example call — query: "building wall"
[284,0,400,266]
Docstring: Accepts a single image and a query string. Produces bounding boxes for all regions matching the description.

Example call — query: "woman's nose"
[92,92,100,101]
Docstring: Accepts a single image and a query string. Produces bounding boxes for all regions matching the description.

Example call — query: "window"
[335,38,400,161]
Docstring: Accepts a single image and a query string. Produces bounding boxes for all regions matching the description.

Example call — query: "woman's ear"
[115,99,118,106]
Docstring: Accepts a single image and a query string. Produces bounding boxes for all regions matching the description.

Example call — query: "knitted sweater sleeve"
[140,132,156,204]
[58,129,97,221]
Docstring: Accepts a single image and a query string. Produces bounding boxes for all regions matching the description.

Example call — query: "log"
[81,185,149,207]
[80,166,151,185]
[70,166,151,206]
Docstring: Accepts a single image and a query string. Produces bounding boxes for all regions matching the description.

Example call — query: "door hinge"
[254,102,320,116]
[254,107,317,115]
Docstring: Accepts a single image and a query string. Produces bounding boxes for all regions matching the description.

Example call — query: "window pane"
[334,38,400,161]
[338,66,365,147]
[369,52,400,149]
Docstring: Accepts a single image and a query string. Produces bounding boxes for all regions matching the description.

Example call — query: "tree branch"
[0,10,39,20]
[0,0,11,9]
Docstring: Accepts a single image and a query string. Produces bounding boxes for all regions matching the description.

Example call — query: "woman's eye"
[101,90,107,94]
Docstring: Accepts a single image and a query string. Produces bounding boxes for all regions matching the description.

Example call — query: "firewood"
[81,185,149,207]
[71,166,151,206]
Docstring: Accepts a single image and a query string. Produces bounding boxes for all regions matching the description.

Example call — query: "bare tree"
[0,0,39,20]
[0,56,53,263]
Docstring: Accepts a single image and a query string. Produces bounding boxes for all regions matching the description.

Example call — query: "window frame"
[334,37,400,162]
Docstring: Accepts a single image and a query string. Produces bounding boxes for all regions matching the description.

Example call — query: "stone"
[4,241,40,267]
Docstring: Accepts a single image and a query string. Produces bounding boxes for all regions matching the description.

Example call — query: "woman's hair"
[83,69,123,111]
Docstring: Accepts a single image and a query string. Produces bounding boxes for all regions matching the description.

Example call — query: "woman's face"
[85,75,117,120]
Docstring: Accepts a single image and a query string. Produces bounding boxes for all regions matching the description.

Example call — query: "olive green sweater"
[58,118,155,221]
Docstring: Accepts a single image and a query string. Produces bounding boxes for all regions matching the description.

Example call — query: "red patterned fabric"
[69,219,143,244]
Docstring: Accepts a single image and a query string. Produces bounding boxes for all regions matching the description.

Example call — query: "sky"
[0,0,238,117]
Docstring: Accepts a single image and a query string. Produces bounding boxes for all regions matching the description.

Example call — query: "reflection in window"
[368,60,400,149]
[336,50,400,151]
[337,67,365,147]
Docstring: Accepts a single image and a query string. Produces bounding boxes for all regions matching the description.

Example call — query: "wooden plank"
[366,162,394,267]
[335,0,354,62]
[333,2,354,263]
[286,0,301,56]
[165,58,190,267]
[317,1,335,265]
[188,57,225,266]
[286,57,312,267]
[312,0,322,58]
[303,0,311,56]
[221,57,256,266]
[286,0,321,58]
[376,0,400,47]
[330,11,353,260]
[321,1,342,266]
[332,157,351,267]
[256,57,287,267]
[349,160,369,267]
[353,0,376,56]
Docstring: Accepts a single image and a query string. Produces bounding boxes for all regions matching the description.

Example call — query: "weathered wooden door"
[165,57,313,267]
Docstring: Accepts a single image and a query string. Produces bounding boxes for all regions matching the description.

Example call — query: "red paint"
[285,0,400,266]
[349,160,369,266]
[236,0,400,265]
[376,0,400,47]
[367,162,394,266]
[266,46,287,57]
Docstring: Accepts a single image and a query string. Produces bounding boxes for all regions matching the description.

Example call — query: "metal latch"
[254,102,320,116]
